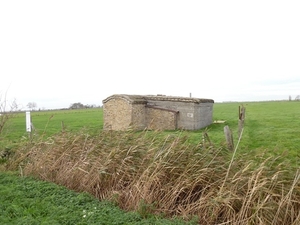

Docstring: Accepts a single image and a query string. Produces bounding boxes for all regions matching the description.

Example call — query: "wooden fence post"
[238,106,246,138]
[224,125,234,151]
[202,130,212,149]
[223,106,246,151]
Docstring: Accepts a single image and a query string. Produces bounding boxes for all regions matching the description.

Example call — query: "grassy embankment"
[1,101,300,224]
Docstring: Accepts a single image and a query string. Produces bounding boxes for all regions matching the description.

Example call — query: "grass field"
[1,101,299,224]
[3,101,299,165]
[2,108,103,141]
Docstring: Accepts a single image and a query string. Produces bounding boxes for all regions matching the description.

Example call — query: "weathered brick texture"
[146,106,178,130]
[103,98,132,130]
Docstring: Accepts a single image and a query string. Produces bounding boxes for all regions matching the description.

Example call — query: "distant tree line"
[69,102,100,109]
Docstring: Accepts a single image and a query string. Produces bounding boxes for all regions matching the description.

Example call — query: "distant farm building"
[102,94,214,131]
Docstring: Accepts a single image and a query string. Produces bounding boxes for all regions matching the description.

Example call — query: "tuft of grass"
[6,129,300,224]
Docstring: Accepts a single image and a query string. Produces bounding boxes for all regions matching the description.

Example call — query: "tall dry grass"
[6,130,300,224]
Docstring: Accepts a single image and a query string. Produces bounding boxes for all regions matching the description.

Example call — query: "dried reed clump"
[6,130,300,225]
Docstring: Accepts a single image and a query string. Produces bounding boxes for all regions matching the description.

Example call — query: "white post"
[26,111,31,132]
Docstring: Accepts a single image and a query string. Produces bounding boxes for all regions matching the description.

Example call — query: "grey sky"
[1,1,299,110]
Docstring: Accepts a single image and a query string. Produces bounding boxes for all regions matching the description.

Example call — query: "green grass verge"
[0,171,197,225]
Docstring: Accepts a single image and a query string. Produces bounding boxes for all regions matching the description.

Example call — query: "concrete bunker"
[102,94,214,131]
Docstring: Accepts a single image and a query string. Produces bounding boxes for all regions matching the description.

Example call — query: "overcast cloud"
[1,1,299,110]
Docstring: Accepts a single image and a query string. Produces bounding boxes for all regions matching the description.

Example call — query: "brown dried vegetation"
[6,130,300,225]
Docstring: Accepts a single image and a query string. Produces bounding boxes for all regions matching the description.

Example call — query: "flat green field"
[201,101,300,161]
[2,101,300,165]
[2,108,103,141]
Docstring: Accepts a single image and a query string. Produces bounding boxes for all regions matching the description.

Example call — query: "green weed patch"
[0,172,196,225]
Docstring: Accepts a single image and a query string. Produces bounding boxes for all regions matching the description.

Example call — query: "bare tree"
[0,92,18,136]
[27,102,37,111]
